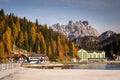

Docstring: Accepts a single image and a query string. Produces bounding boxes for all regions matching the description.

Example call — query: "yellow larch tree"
[52,40,57,53]
[64,43,69,56]
[57,36,64,59]
[0,41,5,58]
[71,42,77,58]
[30,24,36,43]
[3,30,12,54]
[37,45,41,54]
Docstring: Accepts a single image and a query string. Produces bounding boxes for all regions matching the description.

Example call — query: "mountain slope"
[99,30,116,40]
[51,21,99,40]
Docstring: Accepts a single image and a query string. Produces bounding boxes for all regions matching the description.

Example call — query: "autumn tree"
[3,30,12,54]
[71,42,77,58]
[37,45,41,54]
[57,36,64,60]
[47,43,52,55]
[0,41,5,58]
[30,24,36,51]
[51,40,57,53]
[12,22,18,41]
[64,43,69,56]
[37,32,47,53]
[48,40,57,61]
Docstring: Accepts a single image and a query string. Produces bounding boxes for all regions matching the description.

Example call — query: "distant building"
[28,54,49,64]
[10,54,28,63]
[77,49,106,62]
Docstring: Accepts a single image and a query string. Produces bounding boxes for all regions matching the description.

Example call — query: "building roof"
[11,54,27,58]
[28,54,47,57]
[87,50,104,53]
[78,49,105,54]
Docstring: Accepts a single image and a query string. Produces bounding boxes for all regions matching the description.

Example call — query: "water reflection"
[106,64,120,70]
[65,64,120,70]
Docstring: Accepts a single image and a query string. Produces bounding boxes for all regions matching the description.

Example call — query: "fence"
[0,63,20,71]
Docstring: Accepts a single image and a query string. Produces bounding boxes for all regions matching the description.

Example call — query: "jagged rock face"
[99,30,116,40]
[51,20,99,40]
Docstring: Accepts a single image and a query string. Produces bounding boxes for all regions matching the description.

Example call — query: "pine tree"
[17,31,24,48]
[24,31,29,50]
[16,17,21,33]
[0,9,5,19]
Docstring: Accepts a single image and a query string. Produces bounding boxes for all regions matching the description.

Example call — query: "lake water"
[64,64,120,70]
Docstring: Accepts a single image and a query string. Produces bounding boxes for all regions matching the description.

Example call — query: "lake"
[63,64,120,70]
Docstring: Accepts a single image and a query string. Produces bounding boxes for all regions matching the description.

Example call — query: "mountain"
[99,30,116,40]
[51,21,99,40]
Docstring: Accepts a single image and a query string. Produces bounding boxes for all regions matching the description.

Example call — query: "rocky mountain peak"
[51,20,99,40]
[82,21,89,26]
[99,30,116,40]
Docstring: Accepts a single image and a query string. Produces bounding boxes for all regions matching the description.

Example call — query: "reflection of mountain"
[51,21,99,40]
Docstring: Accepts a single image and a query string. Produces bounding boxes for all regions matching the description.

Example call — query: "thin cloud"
[51,0,120,10]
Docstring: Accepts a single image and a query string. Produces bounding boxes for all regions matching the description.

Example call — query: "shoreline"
[21,61,120,69]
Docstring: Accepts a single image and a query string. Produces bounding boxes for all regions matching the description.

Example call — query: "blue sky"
[0,0,120,34]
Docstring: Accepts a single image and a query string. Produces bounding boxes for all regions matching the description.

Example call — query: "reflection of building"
[28,54,49,64]
[77,49,106,62]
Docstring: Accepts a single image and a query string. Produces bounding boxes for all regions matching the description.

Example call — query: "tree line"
[0,9,77,62]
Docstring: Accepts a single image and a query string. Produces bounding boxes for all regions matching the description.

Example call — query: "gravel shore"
[1,67,120,80]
